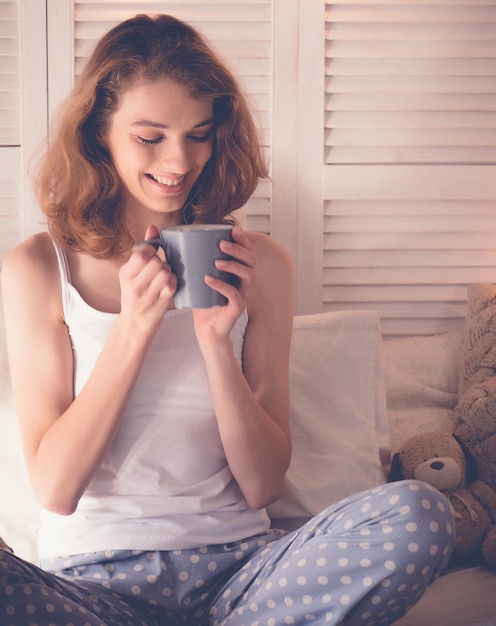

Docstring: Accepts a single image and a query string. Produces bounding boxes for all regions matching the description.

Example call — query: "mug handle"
[137,237,167,252]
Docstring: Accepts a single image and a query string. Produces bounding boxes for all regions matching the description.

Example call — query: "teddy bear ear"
[453,433,478,482]
[389,452,403,482]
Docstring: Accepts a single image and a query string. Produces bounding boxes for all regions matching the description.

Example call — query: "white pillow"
[267,310,390,529]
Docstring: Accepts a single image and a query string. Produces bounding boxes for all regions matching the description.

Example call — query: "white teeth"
[150,174,184,187]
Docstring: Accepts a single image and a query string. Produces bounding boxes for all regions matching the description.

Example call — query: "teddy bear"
[390,431,496,570]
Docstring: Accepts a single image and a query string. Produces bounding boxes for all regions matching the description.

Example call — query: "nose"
[430,461,445,471]
[160,137,190,174]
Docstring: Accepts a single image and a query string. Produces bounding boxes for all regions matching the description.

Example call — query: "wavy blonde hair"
[36,14,268,257]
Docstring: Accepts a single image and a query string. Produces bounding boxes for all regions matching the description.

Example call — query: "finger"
[144,224,160,241]
[203,278,239,314]
[123,244,157,281]
[230,225,249,245]
[122,246,167,288]
[149,262,177,300]
[215,258,254,285]
[219,238,256,269]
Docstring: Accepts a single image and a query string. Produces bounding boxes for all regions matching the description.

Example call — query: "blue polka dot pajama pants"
[0,480,455,625]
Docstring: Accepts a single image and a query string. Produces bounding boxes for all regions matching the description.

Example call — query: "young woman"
[1,13,454,626]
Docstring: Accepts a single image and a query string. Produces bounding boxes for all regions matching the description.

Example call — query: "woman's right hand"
[2,229,175,515]
[118,225,177,338]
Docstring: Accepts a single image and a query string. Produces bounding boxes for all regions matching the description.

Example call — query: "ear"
[389,452,403,482]
[453,433,479,482]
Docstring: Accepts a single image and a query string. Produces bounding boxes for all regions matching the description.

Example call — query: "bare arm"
[1,228,175,515]
[193,230,294,509]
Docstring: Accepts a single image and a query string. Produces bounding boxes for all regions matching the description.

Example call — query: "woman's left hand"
[192,226,256,345]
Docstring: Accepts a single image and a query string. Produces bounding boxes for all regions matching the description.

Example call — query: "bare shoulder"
[245,231,295,319]
[2,231,60,309]
[3,230,54,269]
[3,230,55,274]
[245,231,294,280]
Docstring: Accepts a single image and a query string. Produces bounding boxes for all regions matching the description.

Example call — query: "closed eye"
[189,130,213,143]
[136,133,212,145]
[136,136,163,146]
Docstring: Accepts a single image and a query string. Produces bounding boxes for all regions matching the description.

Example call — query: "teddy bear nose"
[430,461,445,471]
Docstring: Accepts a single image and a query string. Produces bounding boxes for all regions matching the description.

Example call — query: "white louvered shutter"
[0,0,47,260]
[48,0,273,235]
[12,1,496,333]
[320,1,496,335]
[0,0,21,262]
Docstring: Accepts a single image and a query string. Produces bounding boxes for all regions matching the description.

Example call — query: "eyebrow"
[131,118,215,130]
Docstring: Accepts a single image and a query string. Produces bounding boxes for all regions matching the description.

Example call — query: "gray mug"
[141,224,238,308]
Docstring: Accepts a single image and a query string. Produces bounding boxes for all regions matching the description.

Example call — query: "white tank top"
[37,239,269,559]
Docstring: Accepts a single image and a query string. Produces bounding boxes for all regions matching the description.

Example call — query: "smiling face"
[105,76,214,232]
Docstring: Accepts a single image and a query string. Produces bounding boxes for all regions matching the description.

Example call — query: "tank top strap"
[49,235,72,317]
